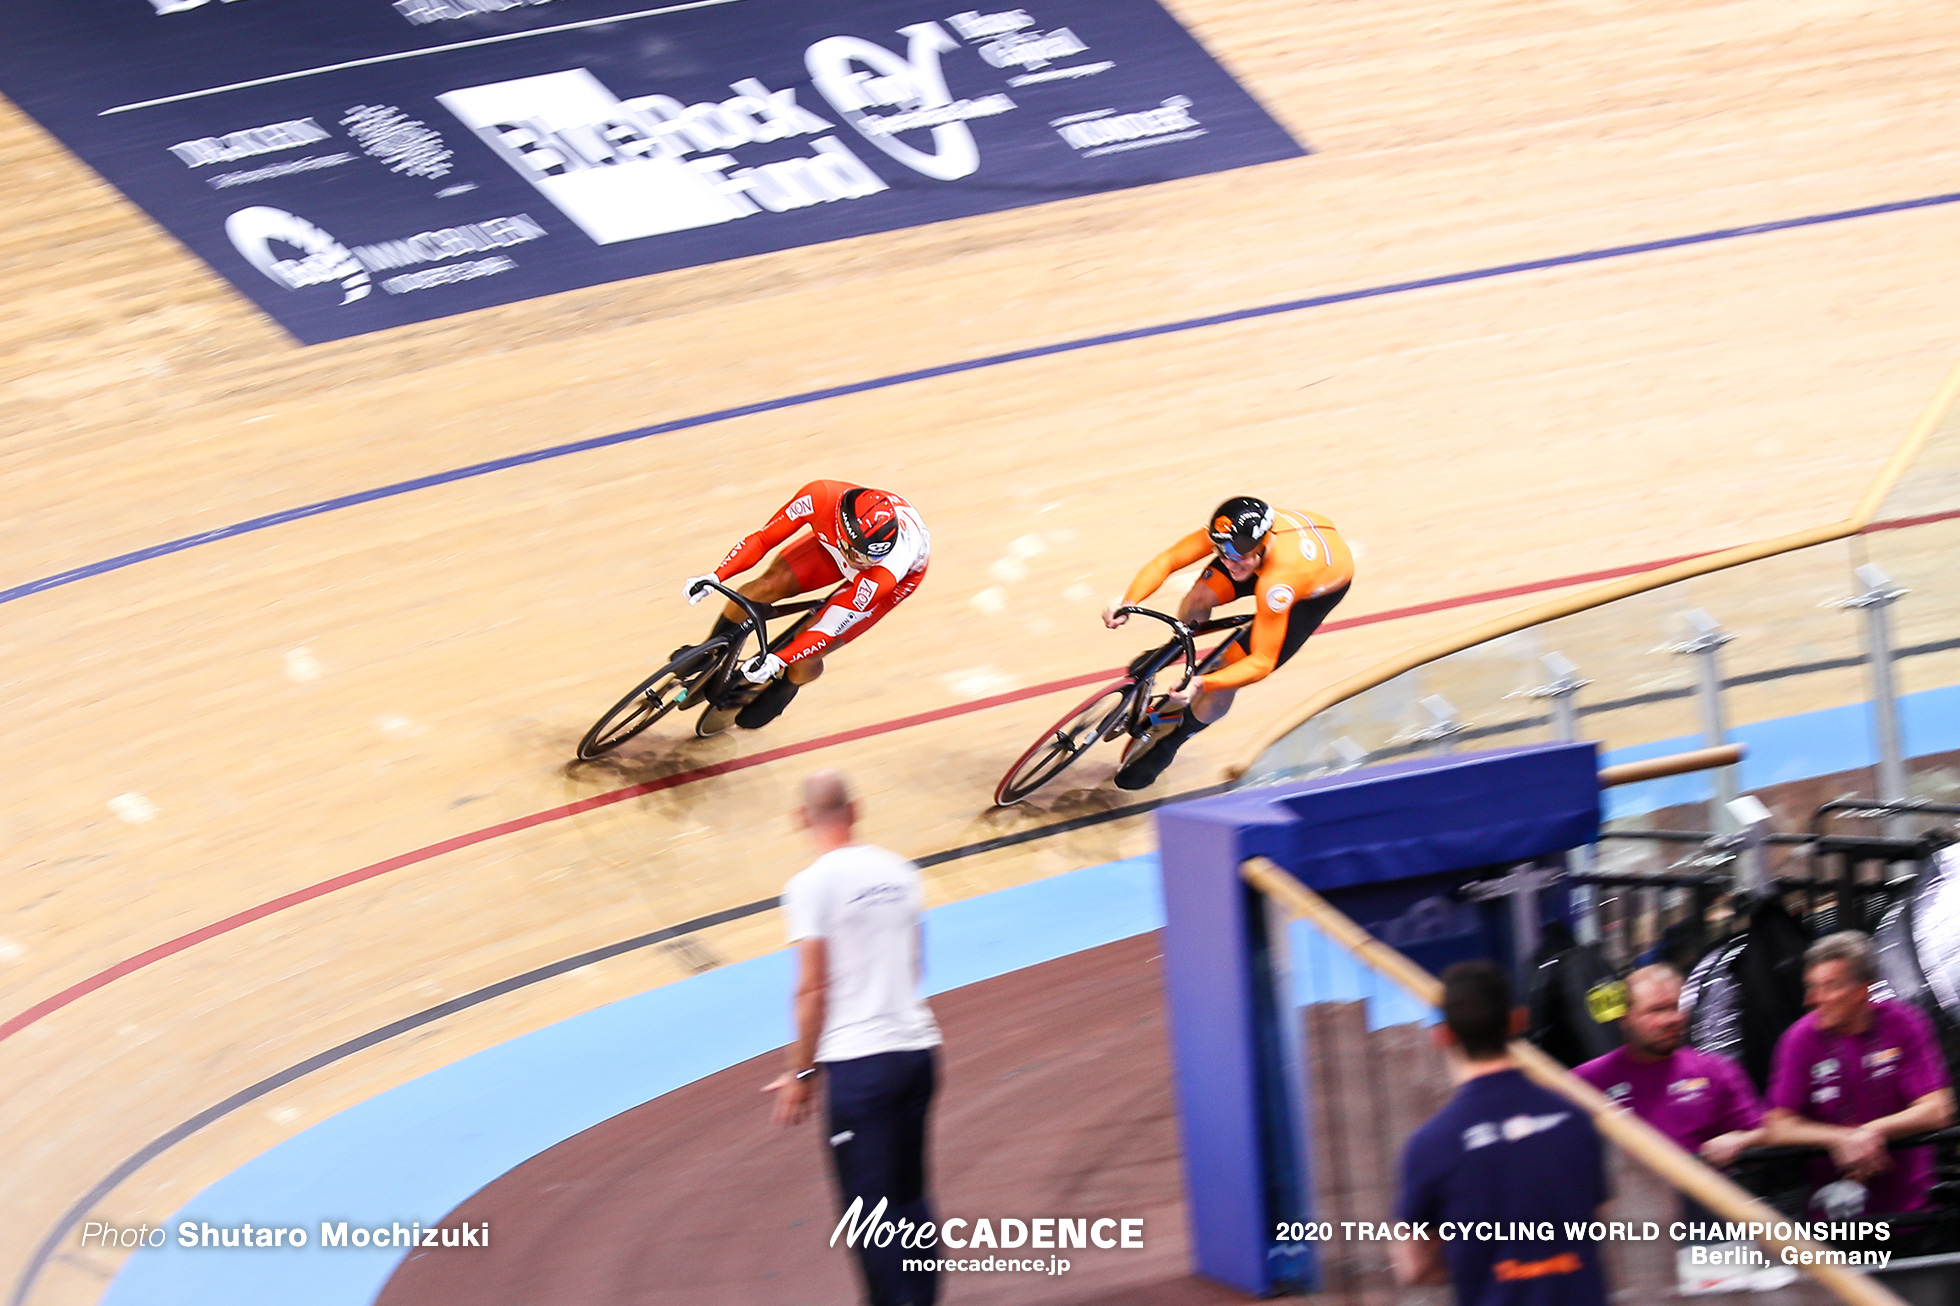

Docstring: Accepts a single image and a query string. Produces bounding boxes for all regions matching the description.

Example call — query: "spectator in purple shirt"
[1575,965,1765,1167]
[1762,931,1954,1215]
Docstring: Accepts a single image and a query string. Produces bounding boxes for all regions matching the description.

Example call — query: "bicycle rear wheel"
[993,681,1133,806]
[577,644,724,760]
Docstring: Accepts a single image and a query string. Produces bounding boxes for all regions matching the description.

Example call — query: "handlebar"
[1114,606,1200,692]
[696,578,774,659]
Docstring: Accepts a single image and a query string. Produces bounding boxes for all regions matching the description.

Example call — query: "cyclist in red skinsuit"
[1102,495,1353,788]
[683,480,929,729]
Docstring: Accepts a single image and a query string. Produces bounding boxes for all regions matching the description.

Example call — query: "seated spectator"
[1574,964,1765,1167]
[1762,931,1955,1215]
[1393,961,1609,1304]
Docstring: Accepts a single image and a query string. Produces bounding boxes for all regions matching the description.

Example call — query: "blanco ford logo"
[806,22,1010,181]
[439,70,886,245]
[438,24,1019,245]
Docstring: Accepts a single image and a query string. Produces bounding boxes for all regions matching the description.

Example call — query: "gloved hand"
[742,652,785,684]
[683,574,720,606]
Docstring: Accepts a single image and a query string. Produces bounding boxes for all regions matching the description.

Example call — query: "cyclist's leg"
[1120,582,1347,790]
[1192,581,1348,723]
[1124,565,1241,699]
[776,538,847,684]
[1182,565,1254,724]
[737,565,923,729]
[798,564,927,657]
[707,537,842,660]
[720,537,839,620]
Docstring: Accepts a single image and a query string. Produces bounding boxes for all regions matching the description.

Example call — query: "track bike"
[575,579,823,761]
[992,606,1256,805]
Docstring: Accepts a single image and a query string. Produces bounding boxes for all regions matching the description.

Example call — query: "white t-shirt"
[783,844,941,1063]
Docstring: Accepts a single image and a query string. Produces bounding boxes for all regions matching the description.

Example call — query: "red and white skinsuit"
[711,479,930,668]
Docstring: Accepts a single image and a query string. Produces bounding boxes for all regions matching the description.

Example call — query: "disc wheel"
[695,695,746,738]
[576,645,723,760]
[698,609,815,737]
[993,682,1133,806]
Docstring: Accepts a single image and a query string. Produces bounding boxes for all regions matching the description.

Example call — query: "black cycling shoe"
[1114,708,1209,790]
[1114,730,1186,790]
[736,678,800,729]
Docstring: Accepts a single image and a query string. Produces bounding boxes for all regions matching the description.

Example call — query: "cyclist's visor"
[1212,534,1266,564]
[1207,502,1273,563]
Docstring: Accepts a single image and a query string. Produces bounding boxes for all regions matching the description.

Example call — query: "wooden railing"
[1243,855,1909,1306]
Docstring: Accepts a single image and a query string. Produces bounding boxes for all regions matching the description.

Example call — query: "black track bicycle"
[992,606,1255,805]
[575,579,823,761]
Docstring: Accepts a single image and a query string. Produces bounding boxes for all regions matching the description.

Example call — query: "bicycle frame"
[689,577,826,707]
[1111,606,1255,739]
[990,607,1255,805]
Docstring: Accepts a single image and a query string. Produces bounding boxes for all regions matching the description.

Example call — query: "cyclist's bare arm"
[1176,565,1239,626]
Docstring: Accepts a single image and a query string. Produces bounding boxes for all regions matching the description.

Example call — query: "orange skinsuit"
[1120,508,1354,692]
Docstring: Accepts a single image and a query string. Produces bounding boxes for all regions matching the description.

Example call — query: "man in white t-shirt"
[766,770,941,1306]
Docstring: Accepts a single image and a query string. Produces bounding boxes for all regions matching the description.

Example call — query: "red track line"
[0,517,1927,1044]
[1863,506,1960,533]
[0,667,1115,1045]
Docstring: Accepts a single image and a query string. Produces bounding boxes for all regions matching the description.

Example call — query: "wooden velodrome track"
[3,0,1959,1300]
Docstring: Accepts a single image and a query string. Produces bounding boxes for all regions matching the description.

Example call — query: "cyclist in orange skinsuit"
[1102,496,1353,789]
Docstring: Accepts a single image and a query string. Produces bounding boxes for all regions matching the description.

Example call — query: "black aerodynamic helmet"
[1207,496,1274,562]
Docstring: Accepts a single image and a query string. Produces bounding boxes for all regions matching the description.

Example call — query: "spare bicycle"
[575,579,821,761]
[992,606,1255,805]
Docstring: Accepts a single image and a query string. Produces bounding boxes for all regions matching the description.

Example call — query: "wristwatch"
[794,1066,820,1082]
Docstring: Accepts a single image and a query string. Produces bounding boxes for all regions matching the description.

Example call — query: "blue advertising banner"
[0,0,1305,344]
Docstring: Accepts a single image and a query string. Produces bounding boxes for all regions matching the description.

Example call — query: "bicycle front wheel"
[993,681,1132,805]
[576,645,723,760]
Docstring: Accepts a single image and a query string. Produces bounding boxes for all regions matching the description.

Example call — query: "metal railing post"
[1330,736,1369,772]
[1671,610,1737,831]
[1417,694,1462,754]
[1833,564,1911,835]
[1726,794,1773,892]
[1526,653,1599,943]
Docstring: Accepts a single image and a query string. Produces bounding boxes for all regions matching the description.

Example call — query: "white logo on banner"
[806,23,1013,181]
[440,70,889,245]
[148,0,250,12]
[227,207,547,302]
[225,207,370,303]
[342,105,454,179]
[170,118,329,168]
[1053,97,1204,157]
